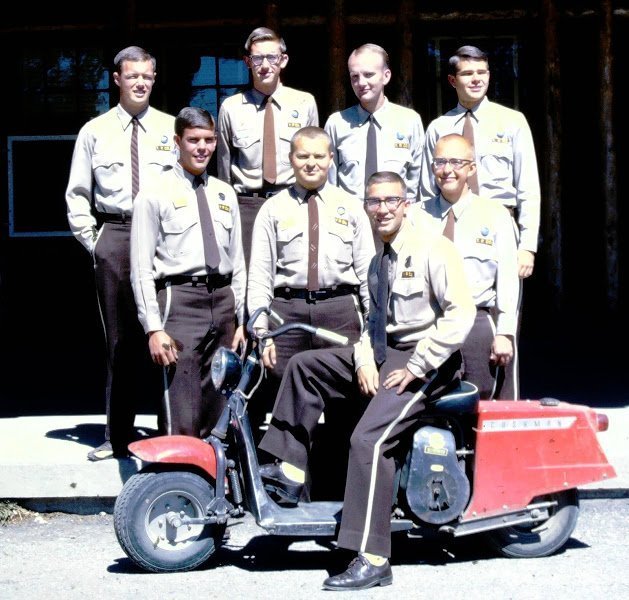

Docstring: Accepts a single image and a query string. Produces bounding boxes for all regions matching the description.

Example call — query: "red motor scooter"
[113,307,617,573]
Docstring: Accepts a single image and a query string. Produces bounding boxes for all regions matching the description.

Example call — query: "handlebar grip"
[314,328,349,346]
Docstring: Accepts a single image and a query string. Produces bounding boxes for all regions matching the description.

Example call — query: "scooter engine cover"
[405,425,470,525]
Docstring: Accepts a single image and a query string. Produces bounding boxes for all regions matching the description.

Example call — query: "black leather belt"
[157,273,232,290]
[239,184,287,199]
[274,284,359,303]
[95,211,132,224]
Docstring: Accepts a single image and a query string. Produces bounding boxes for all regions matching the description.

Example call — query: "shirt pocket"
[276,224,304,268]
[326,222,354,267]
[161,213,198,258]
[213,209,234,252]
[92,153,124,194]
[232,129,260,170]
[480,141,513,183]
[391,275,425,324]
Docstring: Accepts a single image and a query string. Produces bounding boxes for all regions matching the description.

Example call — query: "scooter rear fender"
[128,435,217,478]
[462,399,616,520]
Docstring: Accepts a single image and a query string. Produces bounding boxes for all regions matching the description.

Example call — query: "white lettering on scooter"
[481,416,577,432]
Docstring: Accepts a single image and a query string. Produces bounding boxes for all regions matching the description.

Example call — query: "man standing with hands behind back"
[66,46,176,461]
[217,27,319,265]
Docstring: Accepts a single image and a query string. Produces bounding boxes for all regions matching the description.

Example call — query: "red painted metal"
[462,400,617,520]
[128,435,217,478]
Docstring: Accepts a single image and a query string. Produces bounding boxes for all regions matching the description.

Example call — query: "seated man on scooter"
[258,171,475,591]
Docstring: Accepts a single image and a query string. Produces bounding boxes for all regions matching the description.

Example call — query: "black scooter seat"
[429,381,479,414]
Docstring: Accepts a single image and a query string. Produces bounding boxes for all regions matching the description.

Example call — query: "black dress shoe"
[322,554,392,591]
[259,463,303,504]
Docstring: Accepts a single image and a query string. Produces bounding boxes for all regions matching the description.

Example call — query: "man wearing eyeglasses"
[258,171,475,590]
[324,44,425,202]
[217,27,319,266]
[419,45,541,400]
[419,134,518,400]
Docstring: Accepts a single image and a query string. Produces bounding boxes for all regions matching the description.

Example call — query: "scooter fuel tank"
[405,425,470,525]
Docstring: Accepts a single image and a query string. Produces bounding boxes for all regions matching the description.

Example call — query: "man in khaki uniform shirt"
[65,46,176,460]
[217,26,319,265]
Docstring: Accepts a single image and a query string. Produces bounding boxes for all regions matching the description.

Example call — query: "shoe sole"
[322,576,393,591]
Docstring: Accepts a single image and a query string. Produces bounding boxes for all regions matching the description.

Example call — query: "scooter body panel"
[128,435,217,478]
[462,400,616,520]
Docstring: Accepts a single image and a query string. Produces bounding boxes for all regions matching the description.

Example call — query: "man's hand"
[383,367,417,395]
[518,249,535,279]
[357,364,379,397]
[148,330,179,366]
[490,334,514,367]
[231,325,246,354]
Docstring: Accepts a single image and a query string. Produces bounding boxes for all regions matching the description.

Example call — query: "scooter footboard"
[129,435,217,478]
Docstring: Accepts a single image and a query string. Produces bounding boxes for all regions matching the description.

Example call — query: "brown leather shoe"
[322,554,392,591]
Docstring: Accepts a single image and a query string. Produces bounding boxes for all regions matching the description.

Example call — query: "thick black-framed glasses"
[432,157,473,170]
[248,54,283,66]
[364,196,404,212]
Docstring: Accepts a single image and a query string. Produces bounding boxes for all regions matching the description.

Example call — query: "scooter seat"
[429,380,479,414]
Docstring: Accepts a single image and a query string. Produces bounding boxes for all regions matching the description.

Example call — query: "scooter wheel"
[483,489,579,558]
[114,470,225,573]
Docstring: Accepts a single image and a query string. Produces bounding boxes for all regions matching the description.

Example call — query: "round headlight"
[211,347,242,392]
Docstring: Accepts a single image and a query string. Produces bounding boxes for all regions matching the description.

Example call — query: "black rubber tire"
[484,489,580,558]
[113,471,224,573]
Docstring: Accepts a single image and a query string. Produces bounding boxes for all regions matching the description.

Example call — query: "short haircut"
[290,126,332,154]
[113,46,156,72]
[448,45,489,75]
[366,171,406,194]
[350,43,390,69]
[244,26,287,53]
[175,107,215,137]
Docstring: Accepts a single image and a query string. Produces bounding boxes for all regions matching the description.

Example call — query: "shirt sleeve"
[65,127,97,252]
[246,202,277,330]
[130,192,162,334]
[512,114,541,253]
[406,237,476,379]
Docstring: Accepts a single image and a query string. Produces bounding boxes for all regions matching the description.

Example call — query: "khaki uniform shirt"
[130,163,246,333]
[354,218,475,379]
[419,97,541,253]
[419,192,519,336]
[247,182,375,330]
[66,104,176,252]
[217,84,319,193]
[324,98,425,201]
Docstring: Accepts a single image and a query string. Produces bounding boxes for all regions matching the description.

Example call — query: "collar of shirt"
[356,96,390,127]
[117,104,149,131]
[247,84,285,109]
[291,182,327,204]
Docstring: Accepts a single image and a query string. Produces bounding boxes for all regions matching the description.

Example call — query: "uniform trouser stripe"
[359,374,434,553]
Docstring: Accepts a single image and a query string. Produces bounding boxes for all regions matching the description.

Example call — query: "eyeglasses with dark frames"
[364,196,405,212]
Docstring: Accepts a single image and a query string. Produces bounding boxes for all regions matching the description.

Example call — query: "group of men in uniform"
[65,27,540,591]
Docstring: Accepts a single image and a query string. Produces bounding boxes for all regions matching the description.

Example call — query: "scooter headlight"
[211,347,242,392]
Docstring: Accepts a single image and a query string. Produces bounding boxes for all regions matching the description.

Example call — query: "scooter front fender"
[128,435,217,479]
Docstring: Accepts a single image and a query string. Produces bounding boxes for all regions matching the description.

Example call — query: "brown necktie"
[194,176,220,270]
[131,117,140,199]
[462,110,479,194]
[306,190,319,291]
[443,208,455,241]
[364,115,377,193]
[263,96,277,184]
[373,242,391,366]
